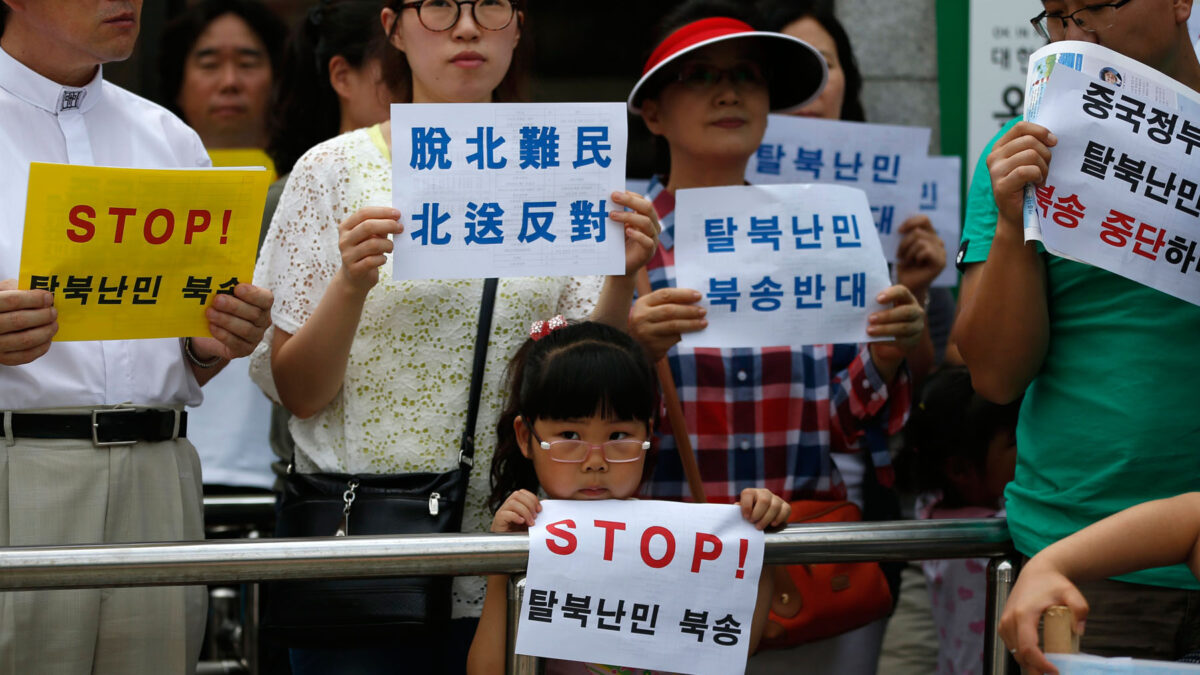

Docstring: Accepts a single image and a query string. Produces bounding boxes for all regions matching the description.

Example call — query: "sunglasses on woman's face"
[671,61,768,90]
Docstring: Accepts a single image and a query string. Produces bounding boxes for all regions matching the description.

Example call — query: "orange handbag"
[759,500,893,648]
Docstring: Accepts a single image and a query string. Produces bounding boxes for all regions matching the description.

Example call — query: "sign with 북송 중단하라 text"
[19,163,269,341]
[515,500,764,675]
[1022,41,1200,307]
[391,103,628,280]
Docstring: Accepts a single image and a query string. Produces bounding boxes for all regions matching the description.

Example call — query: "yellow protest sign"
[19,162,270,341]
[208,147,278,182]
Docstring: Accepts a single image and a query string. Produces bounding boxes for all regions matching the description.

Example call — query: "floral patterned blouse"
[250,125,601,617]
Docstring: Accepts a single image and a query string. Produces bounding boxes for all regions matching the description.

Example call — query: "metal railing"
[0,516,1017,675]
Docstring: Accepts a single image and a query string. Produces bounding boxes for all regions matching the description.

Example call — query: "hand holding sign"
[609,190,661,276]
[492,489,542,532]
[337,206,405,294]
[894,215,948,298]
[191,282,274,362]
[738,488,791,531]
[865,285,925,377]
[0,279,57,366]
[988,120,1057,229]
[629,287,707,362]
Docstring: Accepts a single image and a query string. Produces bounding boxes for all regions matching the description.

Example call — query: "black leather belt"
[7,409,187,446]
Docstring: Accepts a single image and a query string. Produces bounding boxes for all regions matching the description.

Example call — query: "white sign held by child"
[391,102,628,280]
[516,500,764,675]
[673,184,892,349]
[746,115,931,261]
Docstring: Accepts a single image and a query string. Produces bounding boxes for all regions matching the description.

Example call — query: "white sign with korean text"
[918,156,963,288]
[673,184,892,349]
[391,103,627,280]
[515,500,764,675]
[747,115,931,261]
[1022,42,1200,306]
[968,0,1046,173]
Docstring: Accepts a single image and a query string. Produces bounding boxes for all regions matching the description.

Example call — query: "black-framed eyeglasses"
[526,424,649,464]
[399,0,517,32]
[1030,0,1134,41]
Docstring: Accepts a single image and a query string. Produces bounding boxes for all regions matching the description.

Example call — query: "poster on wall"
[967,0,1047,169]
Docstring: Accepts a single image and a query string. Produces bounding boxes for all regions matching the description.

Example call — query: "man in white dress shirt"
[0,1,273,673]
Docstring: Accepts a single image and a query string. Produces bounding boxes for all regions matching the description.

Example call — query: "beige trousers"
[0,432,206,675]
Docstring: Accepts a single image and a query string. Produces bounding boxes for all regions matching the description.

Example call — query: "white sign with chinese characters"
[917,156,963,288]
[747,115,931,261]
[1022,41,1200,306]
[968,0,1046,173]
[516,500,764,675]
[390,103,627,280]
[673,184,892,349]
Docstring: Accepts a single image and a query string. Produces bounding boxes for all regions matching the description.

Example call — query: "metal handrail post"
[506,575,542,675]
[985,557,1017,675]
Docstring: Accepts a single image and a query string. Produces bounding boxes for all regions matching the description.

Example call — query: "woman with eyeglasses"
[626,1,924,671]
[250,1,658,673]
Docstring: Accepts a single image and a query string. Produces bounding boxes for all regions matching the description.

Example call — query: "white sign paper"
[1191,13,1200,55]
[917,156,963,288]
[390,103,627,280]
[673,184,892,349]
[516,500,763,675]
[1021,42,1200,306]
[747,115,931,261]
[1049,653,1200,673]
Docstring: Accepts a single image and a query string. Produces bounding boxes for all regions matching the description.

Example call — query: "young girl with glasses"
[251,1,658,673]
[468,320,789,675]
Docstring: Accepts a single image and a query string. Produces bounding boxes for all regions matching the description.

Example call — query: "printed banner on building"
[19,163,269,341]
[672,184,891,349]
[1022,41,1200,306]
[391,103,628,280]
[968,0,1047,176]
[516,500,764,675]
[746,114,931,261]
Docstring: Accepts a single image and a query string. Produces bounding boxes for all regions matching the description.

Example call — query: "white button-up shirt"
[0,46,210,409]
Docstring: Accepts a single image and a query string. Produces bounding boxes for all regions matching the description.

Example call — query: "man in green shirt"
[954,0,1200,669]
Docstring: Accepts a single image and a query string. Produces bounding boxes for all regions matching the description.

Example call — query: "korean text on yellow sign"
[19,162,270,341]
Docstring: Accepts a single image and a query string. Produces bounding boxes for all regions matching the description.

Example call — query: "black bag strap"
[458,277,498,472]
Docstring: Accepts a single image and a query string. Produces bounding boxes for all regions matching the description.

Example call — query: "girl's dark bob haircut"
[489,321,657,511]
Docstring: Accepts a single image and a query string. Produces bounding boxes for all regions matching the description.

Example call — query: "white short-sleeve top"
[251,125,601,616]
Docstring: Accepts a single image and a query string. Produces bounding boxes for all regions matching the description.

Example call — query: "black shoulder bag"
[262,278,498,648]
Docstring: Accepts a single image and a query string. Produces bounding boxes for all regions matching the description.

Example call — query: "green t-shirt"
[962,117,1200,589]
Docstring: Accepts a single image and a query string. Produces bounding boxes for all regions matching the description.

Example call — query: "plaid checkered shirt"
[639,180,910,504]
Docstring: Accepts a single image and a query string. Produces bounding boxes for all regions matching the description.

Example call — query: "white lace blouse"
[250,125,601,617]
